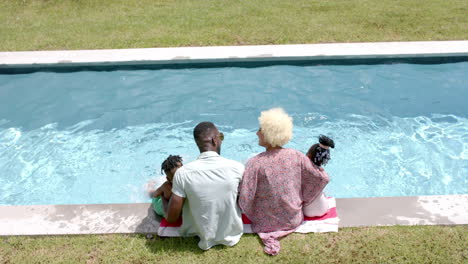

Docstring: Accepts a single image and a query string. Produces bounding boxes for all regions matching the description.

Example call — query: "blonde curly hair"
[258,107,293,147]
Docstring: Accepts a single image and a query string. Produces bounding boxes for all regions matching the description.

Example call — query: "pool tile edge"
[0,195,466,236]
[1,41,468,68]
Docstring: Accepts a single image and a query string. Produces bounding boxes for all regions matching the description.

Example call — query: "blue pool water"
[0,61,467,206]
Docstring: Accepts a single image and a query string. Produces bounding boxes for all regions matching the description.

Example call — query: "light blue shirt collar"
[198,151,220,159]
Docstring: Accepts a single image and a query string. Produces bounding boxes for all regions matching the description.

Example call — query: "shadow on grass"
[143,233,265,255]
[144,235,204,255]
[134,204,265,254]
[132,205,207,254]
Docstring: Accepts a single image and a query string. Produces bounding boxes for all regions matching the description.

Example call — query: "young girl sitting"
[148,155,183,217]
[304,135,335,217]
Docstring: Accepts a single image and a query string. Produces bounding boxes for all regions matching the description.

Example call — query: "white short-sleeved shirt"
[172,151,245,250]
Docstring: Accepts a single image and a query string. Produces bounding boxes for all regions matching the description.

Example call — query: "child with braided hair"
[148,155,183,217]
[303,135,335,217]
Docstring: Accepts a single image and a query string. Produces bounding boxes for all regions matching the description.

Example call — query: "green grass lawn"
[1,226,466,263]
[0,0,467,51]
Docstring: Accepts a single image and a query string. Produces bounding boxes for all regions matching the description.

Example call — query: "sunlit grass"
[1,226,467,263]
[0,0,467,51]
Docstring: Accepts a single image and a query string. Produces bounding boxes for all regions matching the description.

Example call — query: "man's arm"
[163,193,185,223]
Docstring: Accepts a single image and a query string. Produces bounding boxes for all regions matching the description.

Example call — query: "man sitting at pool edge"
[162,121,245,250]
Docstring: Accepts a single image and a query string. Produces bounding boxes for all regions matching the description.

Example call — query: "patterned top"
[238,148,329,233]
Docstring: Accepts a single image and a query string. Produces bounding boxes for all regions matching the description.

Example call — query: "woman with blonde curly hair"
[238,108,329,255]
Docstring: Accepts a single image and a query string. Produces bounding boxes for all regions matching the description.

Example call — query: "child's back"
[303,135,335,217]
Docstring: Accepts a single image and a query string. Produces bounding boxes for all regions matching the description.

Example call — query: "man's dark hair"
[193,121,216,141]
[161,155,183,174]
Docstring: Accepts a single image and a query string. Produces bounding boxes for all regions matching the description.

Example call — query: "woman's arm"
[237,159,258,217]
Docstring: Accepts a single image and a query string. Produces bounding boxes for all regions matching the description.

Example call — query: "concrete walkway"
[0,195,466,236]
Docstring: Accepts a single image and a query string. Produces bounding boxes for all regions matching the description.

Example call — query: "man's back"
[172,151,245,250]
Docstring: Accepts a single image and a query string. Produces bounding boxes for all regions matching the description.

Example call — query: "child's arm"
[154,181,173,200]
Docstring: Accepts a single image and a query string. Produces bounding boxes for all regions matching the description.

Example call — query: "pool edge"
[1,41,468,69]
[0,194,466,236]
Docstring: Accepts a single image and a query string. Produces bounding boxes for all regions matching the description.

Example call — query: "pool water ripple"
[0,62,467,205]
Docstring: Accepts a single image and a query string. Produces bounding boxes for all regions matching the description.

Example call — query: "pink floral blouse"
[238,148,329,233]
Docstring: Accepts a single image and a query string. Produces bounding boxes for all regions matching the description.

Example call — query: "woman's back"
[238,107,329,255]
[239,148,318,233]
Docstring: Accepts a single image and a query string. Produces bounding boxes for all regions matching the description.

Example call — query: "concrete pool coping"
[0,195,466,236]
[1,41,468,69]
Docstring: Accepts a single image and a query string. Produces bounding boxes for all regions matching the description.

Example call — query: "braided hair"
[161,155,183,174]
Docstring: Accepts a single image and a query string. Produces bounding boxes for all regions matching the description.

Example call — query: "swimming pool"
[1,54,467,206]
